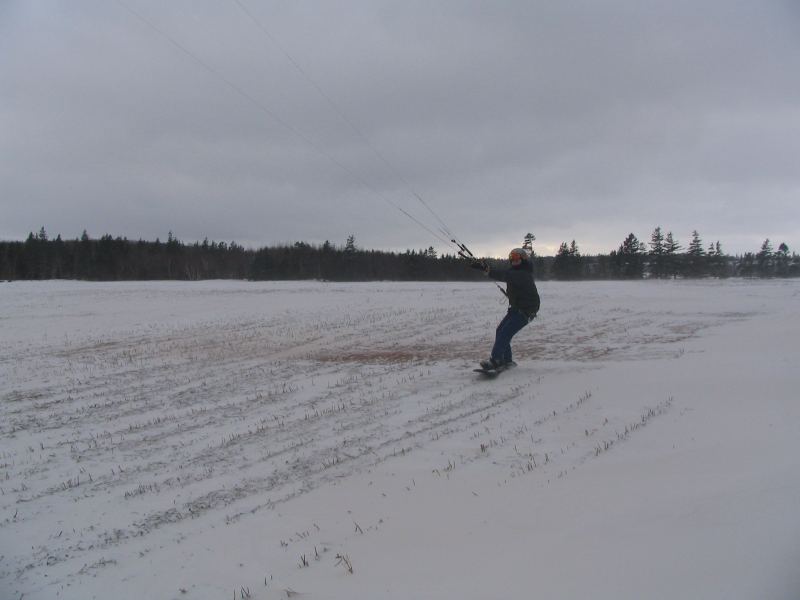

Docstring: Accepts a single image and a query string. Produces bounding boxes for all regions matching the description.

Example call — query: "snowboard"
[473,362,516,377]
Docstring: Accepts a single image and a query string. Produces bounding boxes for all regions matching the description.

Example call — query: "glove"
[470,260,489,273]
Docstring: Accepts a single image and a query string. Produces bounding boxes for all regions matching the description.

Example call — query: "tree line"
[547,228,798,280]
[0,229,470,282]
[1,227,797,282]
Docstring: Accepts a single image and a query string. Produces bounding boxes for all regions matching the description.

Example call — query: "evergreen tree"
[708,241,728,278]
[649,226,664,254]
[648,226,666,278]
[775,243,790,277]
[571,240,582,278]
[76,230,92,278]
[551,241,583,280]
[551,242,571,280]
[522,232,536,252]
[736,252,754,277]
[614,233,645,278]
[789,251,800,277]
[687,230,705,256]
[664,231,681,254]
[756,239,774,277]
[685,230,707,278]
[663,231,682,278]
[52,234,65,278]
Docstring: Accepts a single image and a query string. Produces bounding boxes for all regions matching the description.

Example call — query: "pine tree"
[775,242,790,277]
[522,232,536,252]
[756,239,774,277]
[569,240,583,279]
[167,231,181,252]
[664,232,681,254]
[738,252,756,277]
[615,233,645,278]
[551,242,570,280]
[648,226,666,278]
[687,230,705,256]
[76,230,93,278]
[709,241,728,278]
[649,227,664,254]
[662,231,682,278]
[789,250,800,277]
[619,233,642,255]
[685,230,706,277]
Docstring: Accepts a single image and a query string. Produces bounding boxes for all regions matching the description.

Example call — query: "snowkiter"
[471,248,540,370]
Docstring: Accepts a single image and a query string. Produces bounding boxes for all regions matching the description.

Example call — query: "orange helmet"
[509,248,530,262]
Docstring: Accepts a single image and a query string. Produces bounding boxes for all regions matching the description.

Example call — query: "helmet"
[509,248,530,262]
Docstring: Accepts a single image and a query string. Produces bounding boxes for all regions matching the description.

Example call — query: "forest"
[1,228,797,282]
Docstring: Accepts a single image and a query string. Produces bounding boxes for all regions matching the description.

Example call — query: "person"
[471,248,540,370]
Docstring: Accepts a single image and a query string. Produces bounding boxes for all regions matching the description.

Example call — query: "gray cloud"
[2,0,799,256]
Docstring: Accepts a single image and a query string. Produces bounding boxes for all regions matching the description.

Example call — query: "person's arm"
[490,266,531,284]
[487,266,505,281]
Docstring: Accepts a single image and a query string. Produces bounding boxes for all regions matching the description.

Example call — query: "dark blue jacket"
[488,260,540,317]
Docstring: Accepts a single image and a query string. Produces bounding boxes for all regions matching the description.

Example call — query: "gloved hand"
[470,260,489,273]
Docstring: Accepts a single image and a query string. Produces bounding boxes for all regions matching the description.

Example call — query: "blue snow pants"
[491,308,531,364]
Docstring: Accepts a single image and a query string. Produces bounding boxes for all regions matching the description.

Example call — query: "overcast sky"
[2,1,799,257]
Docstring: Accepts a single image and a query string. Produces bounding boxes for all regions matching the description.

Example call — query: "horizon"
[3,226,791,259]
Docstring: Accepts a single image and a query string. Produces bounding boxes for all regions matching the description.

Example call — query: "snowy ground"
[1,279,799,600]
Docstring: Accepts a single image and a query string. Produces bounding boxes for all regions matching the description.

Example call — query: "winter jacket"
[488,260,540,318]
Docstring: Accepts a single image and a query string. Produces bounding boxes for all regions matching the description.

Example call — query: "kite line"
[116,0,481,256]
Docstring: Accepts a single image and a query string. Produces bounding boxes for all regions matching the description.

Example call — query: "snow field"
[1,279,799,599]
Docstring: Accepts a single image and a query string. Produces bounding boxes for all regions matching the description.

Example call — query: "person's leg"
[501,311,529,363]
[491,310,528,364]
[481,312,511,369]
[490,312,513,365]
